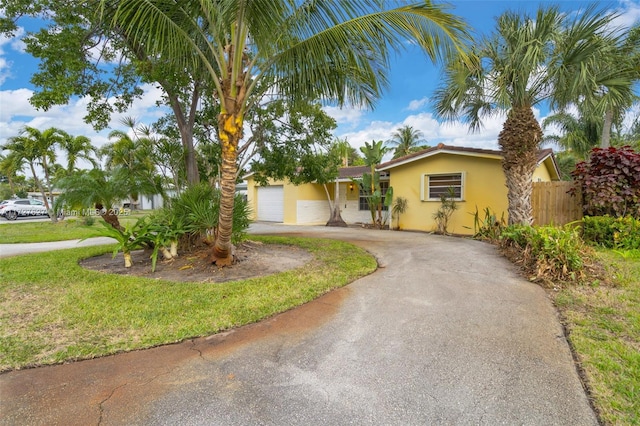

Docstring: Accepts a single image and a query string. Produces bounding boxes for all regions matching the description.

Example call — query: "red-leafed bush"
[571,146,640,218]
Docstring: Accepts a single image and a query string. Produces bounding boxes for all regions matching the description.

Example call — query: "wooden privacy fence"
[532,181,582,226]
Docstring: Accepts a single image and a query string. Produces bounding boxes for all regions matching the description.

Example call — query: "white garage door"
[257,185,284,222]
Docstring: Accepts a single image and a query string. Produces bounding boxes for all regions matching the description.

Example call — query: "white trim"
[378,150,502,171]
[537,152,561,180]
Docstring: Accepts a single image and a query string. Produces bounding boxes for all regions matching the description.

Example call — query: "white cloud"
[405,97,428,111]
[621,103,640,131]
[615,0,640,28]
[87,37,127,65]
[0,27,26,84]
[1,84,169,172]
[323,105,365,129]
[337,110,506,157]
[107,84,168,128]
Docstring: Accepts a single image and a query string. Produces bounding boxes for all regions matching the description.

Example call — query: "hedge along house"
[377,144,560,234]
[245,144,559,233]
[245,165,390,225]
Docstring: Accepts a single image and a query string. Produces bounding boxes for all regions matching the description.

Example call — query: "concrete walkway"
[0,237,116,258]
[0,223,597,425]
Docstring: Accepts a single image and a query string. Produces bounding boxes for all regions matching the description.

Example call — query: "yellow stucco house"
[246,144,560,235]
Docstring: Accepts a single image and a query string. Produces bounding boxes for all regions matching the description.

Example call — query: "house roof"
[377,144,503,171]
[536,148,560,180]
[337,165,390,181]
[338,166,368,179]
[377,143,560,179]
[246,145,560,183]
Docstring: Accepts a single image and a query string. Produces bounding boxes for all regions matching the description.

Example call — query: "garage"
[256,185,284,222]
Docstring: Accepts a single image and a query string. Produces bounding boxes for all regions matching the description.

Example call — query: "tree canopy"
[99,0,469,265]
[433,5,631,225]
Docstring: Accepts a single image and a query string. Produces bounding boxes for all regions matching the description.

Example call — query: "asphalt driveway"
[0,223,597,425]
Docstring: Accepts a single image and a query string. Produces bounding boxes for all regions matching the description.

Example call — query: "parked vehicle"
[0,199,49,220]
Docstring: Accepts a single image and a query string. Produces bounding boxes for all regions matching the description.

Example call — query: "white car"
[0,199,50,220]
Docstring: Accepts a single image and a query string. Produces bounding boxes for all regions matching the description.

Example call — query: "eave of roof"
[377,144,503,171]
[377,143,559,178]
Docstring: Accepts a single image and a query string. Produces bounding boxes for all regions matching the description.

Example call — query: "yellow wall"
[283,181,326,224]
[246,176,329,223]
[248,154,555,231]
[246,175,257,220]
[533,164,550,182]
[388,154,508,235]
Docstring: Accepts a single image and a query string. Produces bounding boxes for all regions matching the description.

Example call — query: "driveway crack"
[98,383,128,425]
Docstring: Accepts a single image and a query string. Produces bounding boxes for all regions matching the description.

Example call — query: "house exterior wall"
[533,162,552,182]
[246,177,372,225]
[284,182,325,224]
[341,194,372,225]
[247,177,288,221]
[247,153,554,232]
[388,153,508,235]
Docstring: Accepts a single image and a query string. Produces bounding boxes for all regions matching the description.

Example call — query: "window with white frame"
[422,173,464,201]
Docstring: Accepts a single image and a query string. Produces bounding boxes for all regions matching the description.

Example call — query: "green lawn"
[0,219,102,243]
[0,213,147,243]
[0,236,376,371]
[554,249,640,425]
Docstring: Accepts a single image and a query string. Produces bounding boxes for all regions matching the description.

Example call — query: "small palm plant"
[139,210,189,271]
[392,196,408,230]
[86,220,146,268]
[135,219,175,272]
[433,187,458,235]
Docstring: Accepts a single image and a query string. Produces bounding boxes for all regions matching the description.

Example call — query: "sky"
[1,0,639,168]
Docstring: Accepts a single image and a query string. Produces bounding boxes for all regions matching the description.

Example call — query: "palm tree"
[387,125,428,159]
[0,152,25,196]
[586,24,640,148]
[2,126,64,222]
[359,140,391,227]
[542,109,602,159]
[55,168,132,230]
[101,0,468,265]
[101,126,158,208]
[433,6,627,225]
[59,132,98,174]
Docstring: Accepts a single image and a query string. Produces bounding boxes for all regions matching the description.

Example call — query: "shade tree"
[0,0,209,184]
[100,0,468,266]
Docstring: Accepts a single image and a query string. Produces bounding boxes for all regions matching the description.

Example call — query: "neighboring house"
[245,144,560,234]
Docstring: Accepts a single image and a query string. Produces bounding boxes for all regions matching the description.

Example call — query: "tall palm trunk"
[96,202,122,230]
[601,108,613,148]
[498,106,542,225]
[211,112,242,266]
[6,175,15,196]
[29,161,50,217]
[326,181,347,227]
[40,156,58,223]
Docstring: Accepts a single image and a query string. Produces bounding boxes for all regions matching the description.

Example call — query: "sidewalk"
[0,237,115,258]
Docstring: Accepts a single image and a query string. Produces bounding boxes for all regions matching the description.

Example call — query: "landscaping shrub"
[433,187,458,235]
[167,183,252,245]
[582,215,640,250]
[571,146,640,218]
[469,206,506,242]
[500,224,590,283]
